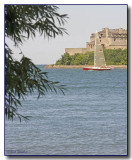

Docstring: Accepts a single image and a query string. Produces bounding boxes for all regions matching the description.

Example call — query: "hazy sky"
[7,4,127,64]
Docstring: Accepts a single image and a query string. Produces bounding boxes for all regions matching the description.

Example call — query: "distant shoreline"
[45,65,127,69]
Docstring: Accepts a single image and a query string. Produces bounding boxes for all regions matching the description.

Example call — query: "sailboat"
[83,31,112,71]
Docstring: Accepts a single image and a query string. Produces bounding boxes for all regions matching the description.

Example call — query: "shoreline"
[44,65,127,69]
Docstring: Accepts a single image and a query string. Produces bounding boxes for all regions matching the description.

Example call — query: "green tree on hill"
[61,53,72,65]
[5,5,68,121]
[56,49,127,65]
[104,49,127,65]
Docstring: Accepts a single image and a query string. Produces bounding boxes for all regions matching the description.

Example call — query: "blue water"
[5,65,127,155]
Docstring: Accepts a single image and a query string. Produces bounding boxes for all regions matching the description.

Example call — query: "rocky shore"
[45,65,127,69]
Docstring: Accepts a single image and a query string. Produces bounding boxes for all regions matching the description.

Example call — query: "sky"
[7,4,127,64]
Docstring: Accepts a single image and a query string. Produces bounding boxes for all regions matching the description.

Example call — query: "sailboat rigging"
[83,31,112,71]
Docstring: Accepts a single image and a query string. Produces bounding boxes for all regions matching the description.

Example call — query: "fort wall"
[65,48,88,55]
[106,45,127,50]
[65,28,127,55]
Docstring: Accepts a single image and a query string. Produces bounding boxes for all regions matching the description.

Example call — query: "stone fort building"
[65,28,127,55]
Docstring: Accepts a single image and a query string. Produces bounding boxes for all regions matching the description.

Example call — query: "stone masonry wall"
[65,48,88,55]
[106,45,127,50]
[65,28,127,55]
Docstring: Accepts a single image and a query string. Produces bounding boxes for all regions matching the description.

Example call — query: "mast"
[94,31,97,67]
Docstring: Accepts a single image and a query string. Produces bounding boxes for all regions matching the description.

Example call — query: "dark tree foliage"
[5,5,68,46]
[5,5,68,121]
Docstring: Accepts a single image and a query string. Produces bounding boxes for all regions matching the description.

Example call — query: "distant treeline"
[56,49,127,65]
